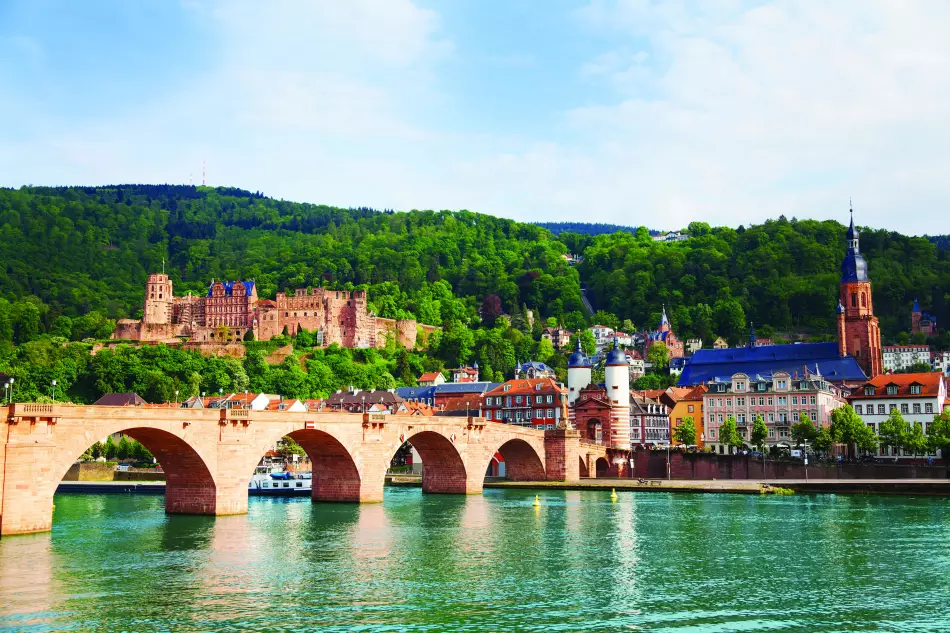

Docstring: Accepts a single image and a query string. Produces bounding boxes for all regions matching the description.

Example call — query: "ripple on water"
[0,489,948,632]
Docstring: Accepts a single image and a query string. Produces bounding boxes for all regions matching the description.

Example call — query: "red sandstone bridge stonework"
[0,404,610,536]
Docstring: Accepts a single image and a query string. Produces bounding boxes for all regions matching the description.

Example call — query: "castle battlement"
[114,275,426,350]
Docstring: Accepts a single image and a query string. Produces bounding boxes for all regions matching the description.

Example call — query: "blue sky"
[2,0,949,234]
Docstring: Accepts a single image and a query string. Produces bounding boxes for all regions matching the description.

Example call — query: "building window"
[768,413,774,422]
[889,404,897,412]
[901,403,909,414]
[913,403,921,414]
[737,413,746,423]
[810,396,816,405]
[485,410,492,420]
[768,429,775,439]
[865,387,875,396]
[855,405,862,415]
[736,382,745,391]
[792,396,798,405]
[515,396,522,404]
[546,395,553,404]
[737,398,745,406]
[778,397,787,406]
[777,380,787,390]
[887,385,898,396]
[926,403,934,413]
[547,409,554,418]
[810,411,817,422]
[759,397,765,406]
[910,385,922,395]
[688,405,694,413]
[717,399,723,407]
[877,404,885,414]
[717,414,723,423]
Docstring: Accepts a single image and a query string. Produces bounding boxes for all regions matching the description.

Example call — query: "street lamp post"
[7,377,13,404]
[51,379,57,402]
[175,390,180,406]
[3,381,9,404]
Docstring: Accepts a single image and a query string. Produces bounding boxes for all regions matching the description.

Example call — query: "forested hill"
[0,185,582,337]
[0,185,948,350]
[534,221,643,236]
[575,220,950,348]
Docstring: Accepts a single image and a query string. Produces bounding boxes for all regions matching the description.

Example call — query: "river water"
[1,489,949,632]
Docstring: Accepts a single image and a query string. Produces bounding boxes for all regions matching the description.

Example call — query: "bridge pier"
[0,404,581,537]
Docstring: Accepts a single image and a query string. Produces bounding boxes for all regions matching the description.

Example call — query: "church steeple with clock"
[836,206,882,377]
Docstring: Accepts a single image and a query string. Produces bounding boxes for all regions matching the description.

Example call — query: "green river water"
[1,489,949,632]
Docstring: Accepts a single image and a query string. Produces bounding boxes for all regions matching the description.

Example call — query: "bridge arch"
[480,438,546,482]
[400,430,469,494]
[0,424,220,536]
[285,429,362,502]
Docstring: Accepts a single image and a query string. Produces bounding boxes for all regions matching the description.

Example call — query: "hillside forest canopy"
[1,185,949,403]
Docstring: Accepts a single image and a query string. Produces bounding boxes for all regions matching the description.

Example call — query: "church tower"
[837,209,882,377]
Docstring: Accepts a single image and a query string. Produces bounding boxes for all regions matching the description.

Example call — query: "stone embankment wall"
[62,463,166,482]
[632,450,948,480]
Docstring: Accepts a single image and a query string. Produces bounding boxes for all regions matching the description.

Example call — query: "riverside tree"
[673,416,698,446]
[719,417,743,454]
[927,409,950,455]
[750,415,768,453]
[878,409,909,456]
[790,412,817,447]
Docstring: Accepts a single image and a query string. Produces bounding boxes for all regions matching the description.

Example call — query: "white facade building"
[849,373,946,458]
[590,325,615,348]
[931,351,950,376]
[882,345,931,373]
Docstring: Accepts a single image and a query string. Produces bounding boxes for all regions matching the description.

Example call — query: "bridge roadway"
[0,403,612,536]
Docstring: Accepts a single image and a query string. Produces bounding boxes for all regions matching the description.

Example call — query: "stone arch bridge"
[0,404,612,536]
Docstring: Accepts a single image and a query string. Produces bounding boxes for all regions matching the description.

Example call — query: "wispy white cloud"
[3,1,950,234]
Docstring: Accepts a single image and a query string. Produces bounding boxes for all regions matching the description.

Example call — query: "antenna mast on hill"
[202,160,206,187]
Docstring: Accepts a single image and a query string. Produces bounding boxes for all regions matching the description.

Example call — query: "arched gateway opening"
[595,457,610,478]
[579,456,590,478]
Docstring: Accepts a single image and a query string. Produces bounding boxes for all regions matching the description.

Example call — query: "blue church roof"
[677,342,867,386]
[395,386,437,401]
[434,382,501,395]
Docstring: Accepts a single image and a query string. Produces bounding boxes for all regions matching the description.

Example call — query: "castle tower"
[567,338,592,428]
[838,209,882,377]
[604,338,631,450]
[143,273,173,325]
[912,298,921,334]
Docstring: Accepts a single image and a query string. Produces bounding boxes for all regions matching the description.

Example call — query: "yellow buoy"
[610,488,618,502]
[533,494,541,507]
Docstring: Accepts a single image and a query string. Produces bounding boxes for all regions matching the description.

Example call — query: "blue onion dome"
[605,338,626,365]
[568,338,589,368]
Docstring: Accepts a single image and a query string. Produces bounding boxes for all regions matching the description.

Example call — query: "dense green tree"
[750,415,768,452]
[718,417,743,454]
[647,341,669,369]
[790,412,818,446]
[927,409,950,455]
[904,422,928,457]
[813,425,834,455]
[673,416,698,446]
[878,409,909,455]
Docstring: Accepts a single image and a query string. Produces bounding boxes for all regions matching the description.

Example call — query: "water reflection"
[1,490,950,632]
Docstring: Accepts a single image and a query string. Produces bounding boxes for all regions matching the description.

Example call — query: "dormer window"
[886,384,898,396]
[536,384,542,391]
[777,380,787,390]
[735,381,745,392]
[910,384,922,395]
[504,385,511,392]
[865,386,875,396]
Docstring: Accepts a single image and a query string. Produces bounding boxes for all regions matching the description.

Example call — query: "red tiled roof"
[258,300,278,308]
[485,377,564,397]
[850,372,943,399]
[419,372,443,382]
